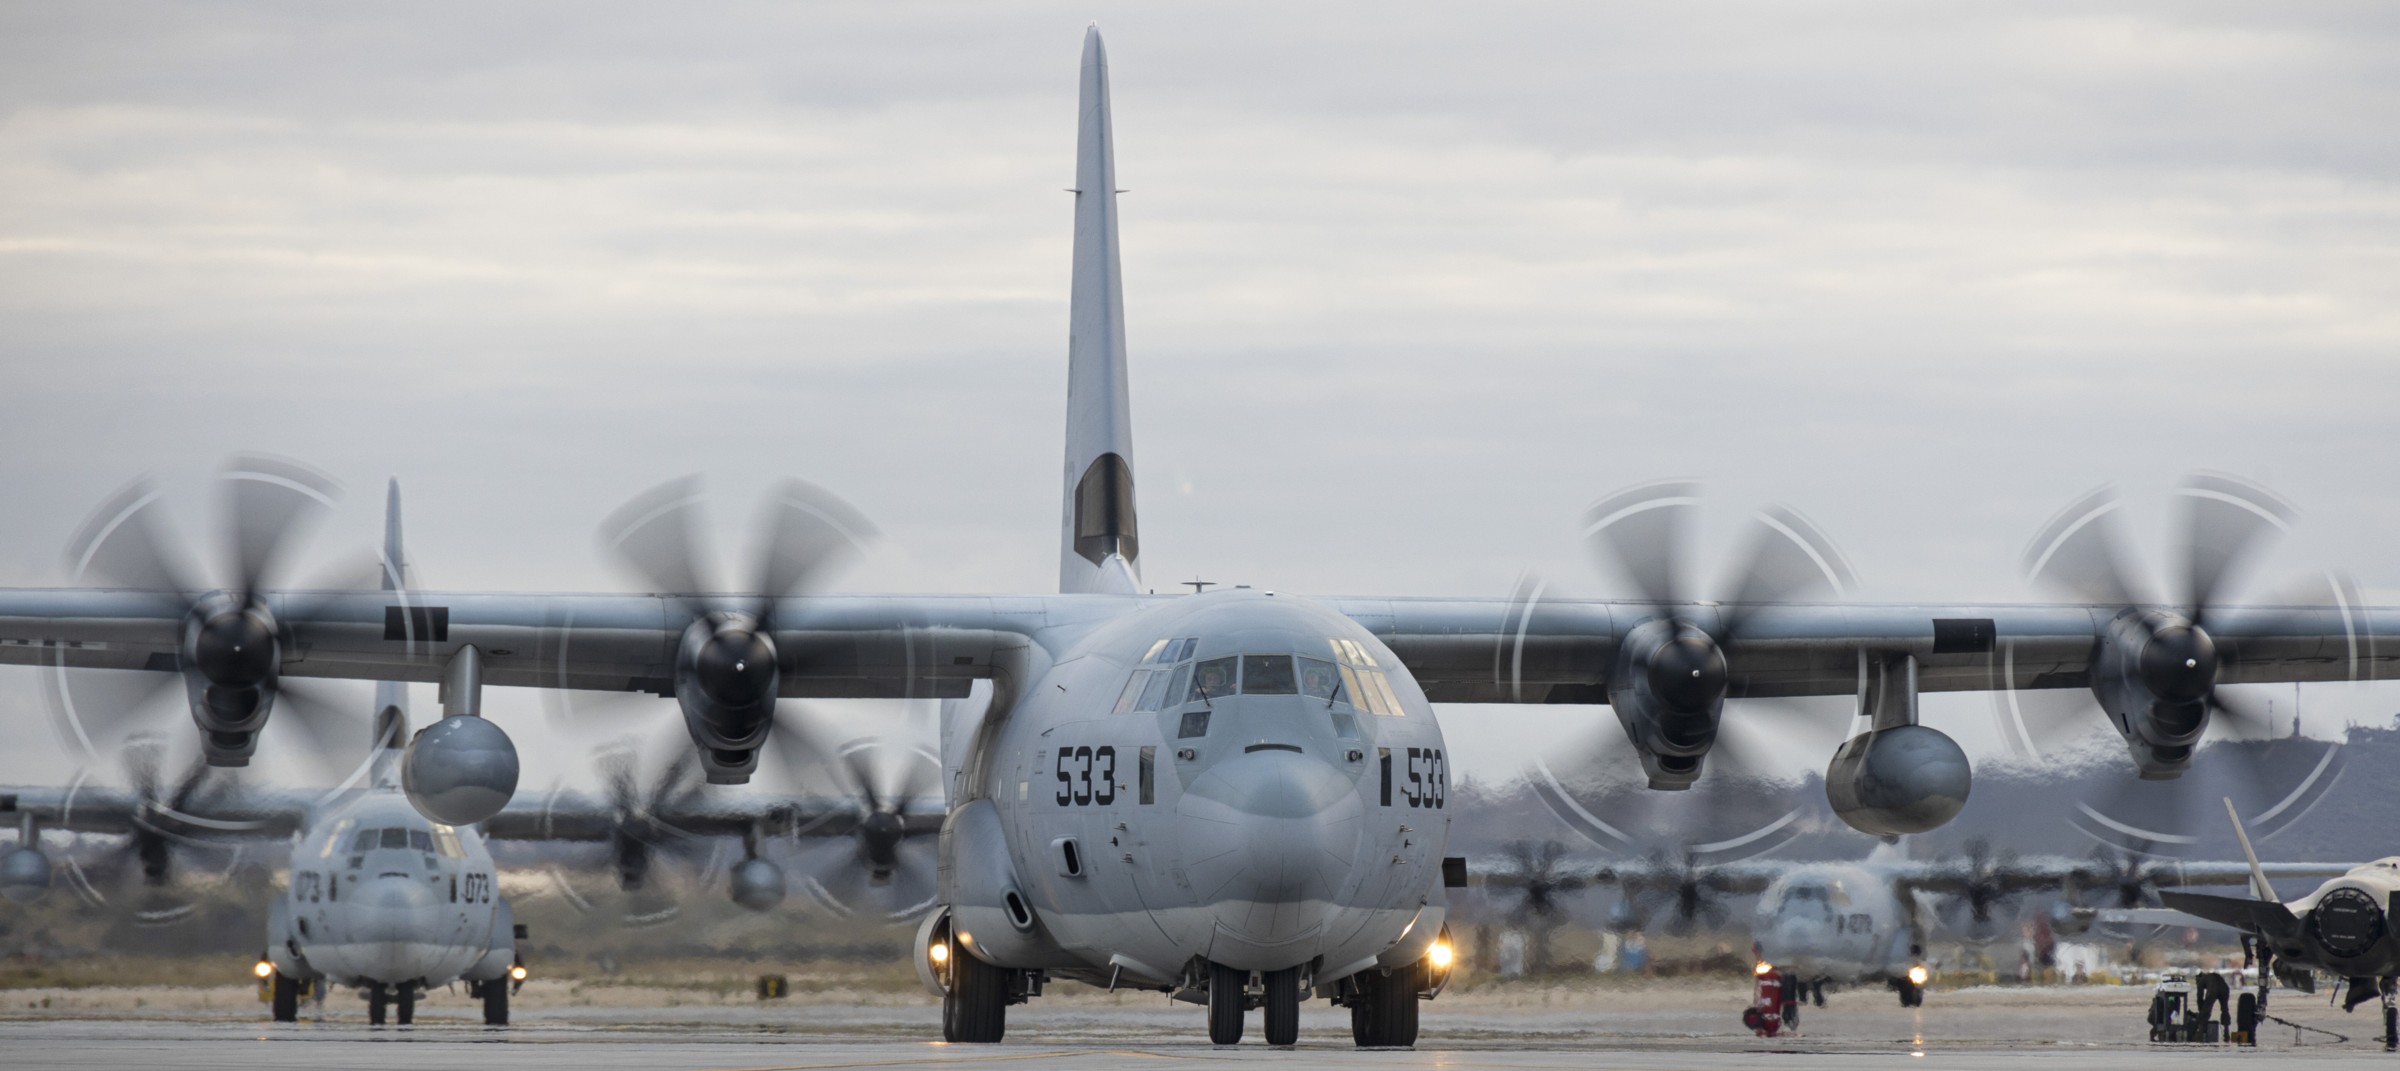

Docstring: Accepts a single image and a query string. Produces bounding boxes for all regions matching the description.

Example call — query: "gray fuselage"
[948,589,1453,988]
[268,788,515,991]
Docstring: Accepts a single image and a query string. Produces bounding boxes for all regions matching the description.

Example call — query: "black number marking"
[461,872,492,904]
[1399,747,1448,809]
[1053,744,1120,806]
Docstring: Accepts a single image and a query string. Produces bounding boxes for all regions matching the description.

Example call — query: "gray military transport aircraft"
[2,25,2395,1048]
[1488,839,2354,1014]
[2,485,529,1026]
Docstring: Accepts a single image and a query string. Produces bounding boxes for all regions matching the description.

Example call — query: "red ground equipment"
[1743,963,1785,1037]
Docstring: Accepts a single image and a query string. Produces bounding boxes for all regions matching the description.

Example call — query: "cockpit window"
[1327,640,1404,715]
[1297,658,1341,701]
[379,827,409,850]
[1189,657,1237,702]
[409,829,434,853]
[350,829,379,853]
[1241,655,1297,695]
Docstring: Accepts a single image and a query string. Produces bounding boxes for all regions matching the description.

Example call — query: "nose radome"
[1177,750,1364,908]
[350,874,438,943]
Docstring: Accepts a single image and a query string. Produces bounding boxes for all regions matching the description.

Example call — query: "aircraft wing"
[1887,856,2355,898]
[0,590,1108,700]
[1336,598,2395,703]
[1,589,2389,705]
[0,782,311,840]
[477,791,945,842]
[2158,890,2303,940]
[1475,856,1786,897]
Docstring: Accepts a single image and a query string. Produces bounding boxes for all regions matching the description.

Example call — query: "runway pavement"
[1,980,2387,1069]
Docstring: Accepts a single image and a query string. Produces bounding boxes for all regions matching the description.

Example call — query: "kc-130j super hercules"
[1,26,2394,1048]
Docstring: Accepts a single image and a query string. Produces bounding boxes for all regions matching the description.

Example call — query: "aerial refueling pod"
[0,845,51,904]
[730,856,788,911]
[401,647,521,825]
[1824,653,1971,838]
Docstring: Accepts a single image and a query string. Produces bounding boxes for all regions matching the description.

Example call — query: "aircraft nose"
[350,874,439,944]
[1177,749,1364,928]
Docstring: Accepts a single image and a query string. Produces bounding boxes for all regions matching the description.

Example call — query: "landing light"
[1755,961,1774,976]
[929,942,951,965]
[1428,941,1454,972]
[252,960,275,980]
[1907,964,1930,986]
[509,964,529,982]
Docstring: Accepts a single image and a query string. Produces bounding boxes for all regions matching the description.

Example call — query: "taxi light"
[1755,961,1774,976]
[1428,940,1454,972]
[509,964,529,982]
[253,960,275,980]
[929,942,950,965]
[1907,964,1930,986]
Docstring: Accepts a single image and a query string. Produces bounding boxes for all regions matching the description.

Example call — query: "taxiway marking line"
[706,1049,1184,1071]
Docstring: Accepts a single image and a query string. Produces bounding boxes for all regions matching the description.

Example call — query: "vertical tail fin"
[2224,797,2276,902]
[1059,25,1142,595]
[375,479,410,763]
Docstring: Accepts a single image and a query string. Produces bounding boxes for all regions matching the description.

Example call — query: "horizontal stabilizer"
[2159,890,2301,939]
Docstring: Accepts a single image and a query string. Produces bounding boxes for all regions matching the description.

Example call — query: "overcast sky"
[2,3,2397,792]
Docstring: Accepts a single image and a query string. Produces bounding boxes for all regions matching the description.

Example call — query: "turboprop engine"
[1606,619,1730,789]
[589,476,876,785]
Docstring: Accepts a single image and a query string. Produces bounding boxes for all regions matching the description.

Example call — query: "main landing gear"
[1200,962,1303,1047]
[941,943,1014,1043]
[366,983,418,1026]
[1345,960,1425,1048]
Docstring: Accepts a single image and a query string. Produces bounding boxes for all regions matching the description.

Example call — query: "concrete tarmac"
[1,980,2389,1069]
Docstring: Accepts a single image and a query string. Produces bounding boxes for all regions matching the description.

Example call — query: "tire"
[2236,992,2258,1045]
[1781,1000,1799,1030]
[368,985,388,1026]
[483,979,509,1026]
[941,947,1008,1044]
[396,984,416,1026]
[1812,982,1826,1008]
[1377,961,1421,1048]
[2385,1004,2396,1053]
[1208,961,1247,1045]
[1262,967,1300,1047]
[271,972,299,1023]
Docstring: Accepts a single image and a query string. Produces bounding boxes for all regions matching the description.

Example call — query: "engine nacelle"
[676,614,781,784]
[1606,618,1730,790]
[402,715,521,826]
[178,595,285,766]
[2092,612,2217,778]
[1824,725,1971,838]
[730,857,787,911]
[0,846,51,904]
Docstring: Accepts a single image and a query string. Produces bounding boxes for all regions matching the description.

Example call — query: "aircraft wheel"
[368,985,388,1026]
[1781,1000,1799,1030]
[482,979,509,1026]
[1207,961,1246,1045]
[1812,982,1826,1008]
[2385,1004,2396,1053]
[270,972,299,1023]
[1352,961,1422,1048]
[1897,980,1922,1008]
[396,983,416,1026]
[941,946,1008,1044]
[1262,966,1300,1047]
[2235,993,2258,1045]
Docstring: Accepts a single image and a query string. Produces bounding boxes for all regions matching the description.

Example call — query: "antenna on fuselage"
[1181,578,1216,594]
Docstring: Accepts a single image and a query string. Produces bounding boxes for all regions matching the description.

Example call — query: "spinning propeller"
[2000,474,2356,852]
[547,475,876,785]
[47,456,378,778]
[1525,480,1856,858]
[57,737,261,925]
